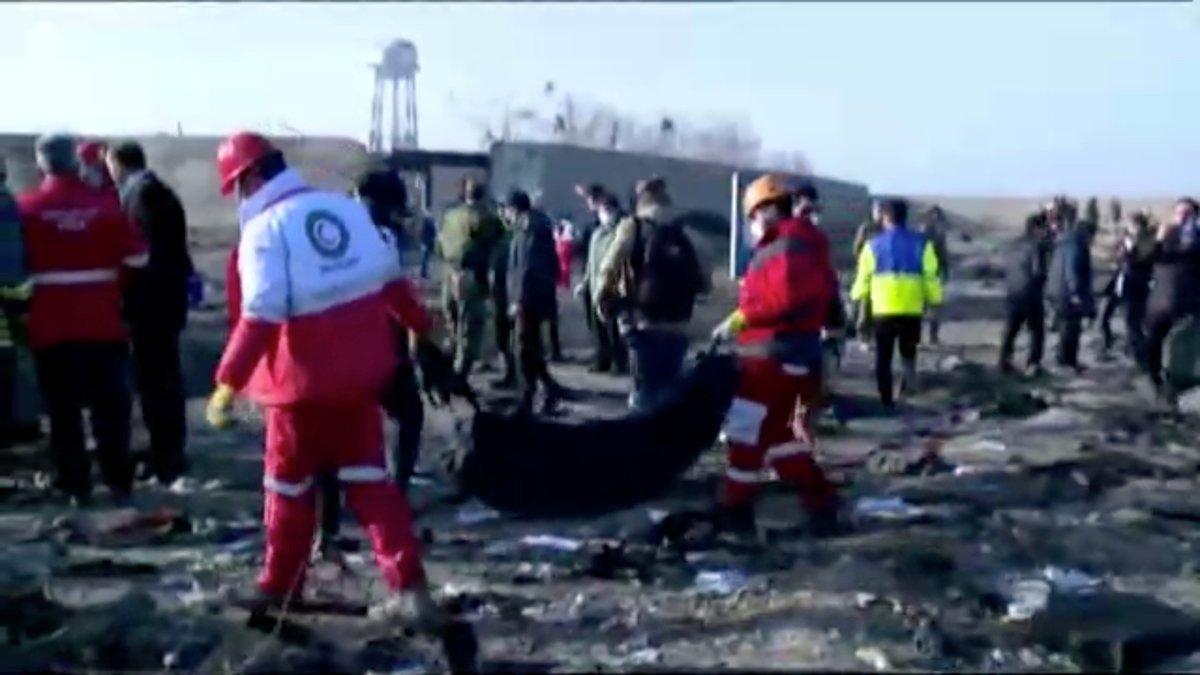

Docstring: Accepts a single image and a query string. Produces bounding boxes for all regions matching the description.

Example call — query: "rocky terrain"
[3,226,1200,673]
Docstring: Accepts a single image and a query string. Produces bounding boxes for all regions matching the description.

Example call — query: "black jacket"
[1046,226,1094,315]
[1148,223,1200,319]
[119,171,194,328]
[507,209,558,317]
[1004,233,1050,304]
[1110,233,1155,299]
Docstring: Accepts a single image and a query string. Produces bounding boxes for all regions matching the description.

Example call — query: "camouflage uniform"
[437,202,503,375]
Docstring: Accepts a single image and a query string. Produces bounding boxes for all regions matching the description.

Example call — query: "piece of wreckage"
[436,349,740,517]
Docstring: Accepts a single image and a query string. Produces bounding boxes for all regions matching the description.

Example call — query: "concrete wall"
[488,141,872,270]
[1,134,371,236]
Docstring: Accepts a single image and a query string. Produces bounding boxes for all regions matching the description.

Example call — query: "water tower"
[369,40,419,153]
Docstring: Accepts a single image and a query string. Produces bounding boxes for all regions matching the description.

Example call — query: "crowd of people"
[432,174,709,414]
[3,128,1198,642]
[996,194,1200,407]
[0,134,194,509]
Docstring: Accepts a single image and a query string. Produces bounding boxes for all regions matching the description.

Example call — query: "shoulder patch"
[305,210,351,259]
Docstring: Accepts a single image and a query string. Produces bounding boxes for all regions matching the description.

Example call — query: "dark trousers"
[517,310,557,408]
[420,245,434,279]
[320,359,424,543]
[0,346,15,443]
[873,316,921,407]
[493,297,516,377]
[582,287,597,335]
[999,297,1045,368]
[1100,287,1148,357]
[595,314,629,373]
[131,322,187,482]
[627,329,689,410]
[34,342,133,499]
[1055,308,1083,368]
[1144,310,1178,387]
[547,301,563,360]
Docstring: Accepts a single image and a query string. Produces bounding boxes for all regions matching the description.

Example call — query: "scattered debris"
[456,502,501,525]
[855,645,892,671]
[693,570,749,596]
[520,534,583,552]
[853,497,927,522]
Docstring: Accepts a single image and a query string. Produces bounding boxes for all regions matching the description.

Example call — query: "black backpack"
[630,217,702,323]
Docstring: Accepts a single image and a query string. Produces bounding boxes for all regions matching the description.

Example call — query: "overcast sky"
[1,2,1197,196]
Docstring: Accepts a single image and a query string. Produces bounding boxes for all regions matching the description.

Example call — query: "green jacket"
[584,219,619,298]
[437,202,504,276]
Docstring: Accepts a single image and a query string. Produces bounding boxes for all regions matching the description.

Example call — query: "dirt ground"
[4,222,1200,673]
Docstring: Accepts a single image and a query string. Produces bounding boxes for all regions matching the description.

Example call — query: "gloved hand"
[206,384,236,429]
[711,311,747,343]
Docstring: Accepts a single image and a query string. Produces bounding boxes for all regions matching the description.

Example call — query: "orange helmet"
[216,132,277,196]
[743,174,790,218]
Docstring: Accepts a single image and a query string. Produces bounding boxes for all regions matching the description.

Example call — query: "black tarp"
[440,352,739,518]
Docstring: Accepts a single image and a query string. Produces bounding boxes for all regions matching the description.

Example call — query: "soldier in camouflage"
[437,177,504,379]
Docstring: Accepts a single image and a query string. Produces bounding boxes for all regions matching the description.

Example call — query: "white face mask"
[748,215,767,246]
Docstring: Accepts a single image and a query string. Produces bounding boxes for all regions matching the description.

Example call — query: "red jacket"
[736,216,835,364]
[18,175,148,350]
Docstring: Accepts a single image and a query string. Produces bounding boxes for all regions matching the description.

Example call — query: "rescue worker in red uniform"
[18,134,148,506]
[711,174,840,536]
[205,132,445,628]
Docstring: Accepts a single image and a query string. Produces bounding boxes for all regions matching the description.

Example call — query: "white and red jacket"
[216,169,430,407]
[18,175,148,350]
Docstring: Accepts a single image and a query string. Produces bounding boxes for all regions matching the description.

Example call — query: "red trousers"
[720,357,836,512]
[555,240,574,289]
[259,402,425,597]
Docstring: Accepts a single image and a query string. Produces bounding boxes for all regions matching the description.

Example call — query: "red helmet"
[78,140,107,166]
[216,132,276,196]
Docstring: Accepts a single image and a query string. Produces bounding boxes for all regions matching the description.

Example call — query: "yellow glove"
[206,384,236,429]
[712,310,748,342]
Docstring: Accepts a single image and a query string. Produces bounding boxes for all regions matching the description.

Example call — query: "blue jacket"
[850,226,943,317]
[0,187,25,287]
